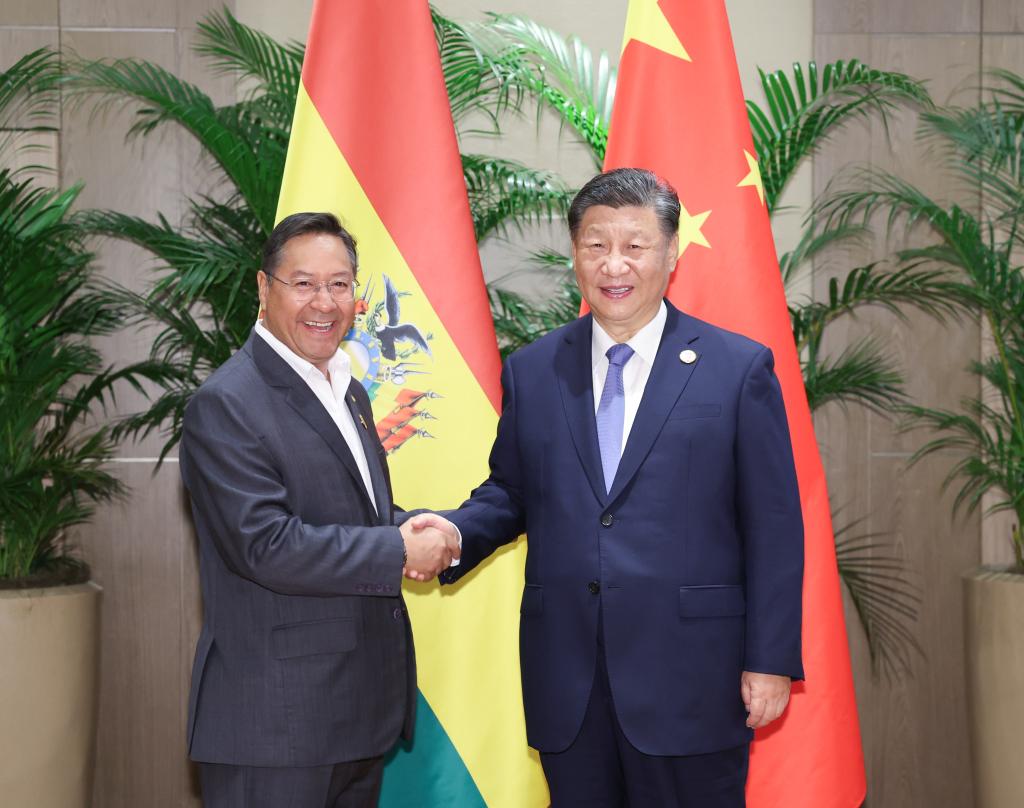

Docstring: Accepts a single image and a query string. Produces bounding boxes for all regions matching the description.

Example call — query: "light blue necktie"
[596,343,635,493]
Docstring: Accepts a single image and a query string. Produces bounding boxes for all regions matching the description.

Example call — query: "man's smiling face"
[571,204,678,342]
[257,232,356,374]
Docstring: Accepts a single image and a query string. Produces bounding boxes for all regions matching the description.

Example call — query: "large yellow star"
[677,204,711,258]
[737,149,766,206]
[621,0,691,61]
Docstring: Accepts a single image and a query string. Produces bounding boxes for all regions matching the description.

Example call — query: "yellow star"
[621,0,691,61]
[737,149,766,206]
[677,204,711,258]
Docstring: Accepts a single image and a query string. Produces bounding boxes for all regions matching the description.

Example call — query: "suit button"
[392,607,402,620]
[601,513,614,527]
[588,581,600,595]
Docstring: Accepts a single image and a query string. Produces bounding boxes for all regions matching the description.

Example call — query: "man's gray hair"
[568,168,680,240]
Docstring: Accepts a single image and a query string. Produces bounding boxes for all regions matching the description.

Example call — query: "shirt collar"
[254,320,352,389]
[591,300,667,370]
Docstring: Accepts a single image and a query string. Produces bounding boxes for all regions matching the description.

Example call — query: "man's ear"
[257,271,269,316]
[667,234,680,272]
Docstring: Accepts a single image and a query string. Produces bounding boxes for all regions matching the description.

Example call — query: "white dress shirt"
[254,321,377,513]
[591,301,668,456]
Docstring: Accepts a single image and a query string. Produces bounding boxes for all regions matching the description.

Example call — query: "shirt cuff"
[448,522,463,567]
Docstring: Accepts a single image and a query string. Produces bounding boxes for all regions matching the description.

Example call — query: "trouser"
[199,756,384,808]
[541,645,749,808]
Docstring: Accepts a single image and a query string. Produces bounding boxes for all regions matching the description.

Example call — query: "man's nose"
[310,284,338,308]
[602,251,629,276]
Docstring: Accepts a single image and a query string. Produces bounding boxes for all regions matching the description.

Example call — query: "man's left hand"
[741,671,791,729]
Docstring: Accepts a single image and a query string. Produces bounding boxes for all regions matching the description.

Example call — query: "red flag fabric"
[604,2,866,805]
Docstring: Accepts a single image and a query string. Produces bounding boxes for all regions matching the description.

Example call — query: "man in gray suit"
[179,212,458,808]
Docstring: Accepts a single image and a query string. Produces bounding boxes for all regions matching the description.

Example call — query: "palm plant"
[818,69,1024,571]
[0,49,130,585]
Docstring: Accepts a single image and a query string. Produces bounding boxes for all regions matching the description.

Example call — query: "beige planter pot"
[963,568,1024,808]
[0,582,102,808]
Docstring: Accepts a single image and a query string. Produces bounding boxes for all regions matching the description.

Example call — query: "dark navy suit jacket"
[441,301,804,756]
[179,332,416,766]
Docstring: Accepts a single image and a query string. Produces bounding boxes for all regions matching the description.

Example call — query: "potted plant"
[0,48,134,807]
[820,68,1024,807]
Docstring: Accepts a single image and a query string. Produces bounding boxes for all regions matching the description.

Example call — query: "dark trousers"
[540,647,749,808]
[199,757,384,808]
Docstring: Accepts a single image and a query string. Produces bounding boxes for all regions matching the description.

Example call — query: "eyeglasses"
[267,274,359,302]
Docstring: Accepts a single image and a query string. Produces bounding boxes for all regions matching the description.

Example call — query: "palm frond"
[778,221,869,285]
[804,335,905,412]
[0,152,137,580]
[833,513,923,679]
[194,7,303,108]
[65,56,285,231]
[470,13,615,164]
[749,60,931,212]
[0,48,59,135]
[433,9,524,131]
[462,154,574,240]
[488,263,579,359]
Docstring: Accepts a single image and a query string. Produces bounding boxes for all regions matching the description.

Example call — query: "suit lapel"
[344,381,391,525]
[555,316,607,503]
[606,303,702,503]
[249,333,371,509]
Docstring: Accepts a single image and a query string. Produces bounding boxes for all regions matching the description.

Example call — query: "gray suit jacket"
[179,332,416,767]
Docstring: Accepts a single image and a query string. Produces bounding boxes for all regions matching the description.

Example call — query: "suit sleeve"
[440,357,527,584]
[179,384,404,598]
[735,347,805,680]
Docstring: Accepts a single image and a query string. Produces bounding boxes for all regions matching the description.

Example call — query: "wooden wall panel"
[812,8,1002,807]
[83,463,193,808]
[58,0,176,30]
[815,0,980,34]
[983,1,1024,34]
[60,29,185,461]
[0,0,58,26]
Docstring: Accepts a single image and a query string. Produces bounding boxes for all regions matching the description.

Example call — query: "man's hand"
[741,671,791,729]
[399,513,461,582]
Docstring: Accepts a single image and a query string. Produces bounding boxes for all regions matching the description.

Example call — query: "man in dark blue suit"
[429,169,804,806]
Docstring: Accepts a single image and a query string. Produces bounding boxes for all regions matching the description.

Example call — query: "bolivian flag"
[277,2,547,805]
[604,1,866,806]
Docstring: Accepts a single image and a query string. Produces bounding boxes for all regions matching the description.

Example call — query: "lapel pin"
[679,349,698,364]
[358,413,368,429]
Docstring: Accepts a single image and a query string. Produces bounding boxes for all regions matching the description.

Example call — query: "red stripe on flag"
[605,2,865,806]
[300,0,501,411]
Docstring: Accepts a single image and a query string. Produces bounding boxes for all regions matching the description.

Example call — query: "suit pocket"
[679,585,746,618]
[271,617,357,659]
[520,585,543,617]
[668,403,721,420]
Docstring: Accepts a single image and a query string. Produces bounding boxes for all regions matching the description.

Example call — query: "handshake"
[398,513,461,582]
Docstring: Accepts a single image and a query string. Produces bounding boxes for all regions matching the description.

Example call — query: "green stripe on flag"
[380,692,487,807]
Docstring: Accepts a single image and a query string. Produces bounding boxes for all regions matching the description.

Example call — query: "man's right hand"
[399,514,461,582]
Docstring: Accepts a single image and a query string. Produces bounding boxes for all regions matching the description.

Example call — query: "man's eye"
[329,281,350,292]
[293,280,314,289]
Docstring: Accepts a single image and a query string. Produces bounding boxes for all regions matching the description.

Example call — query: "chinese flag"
[277,2,548,805]
[604,2,866,806]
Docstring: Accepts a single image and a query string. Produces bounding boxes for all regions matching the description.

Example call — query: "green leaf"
[748,59,931,212]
